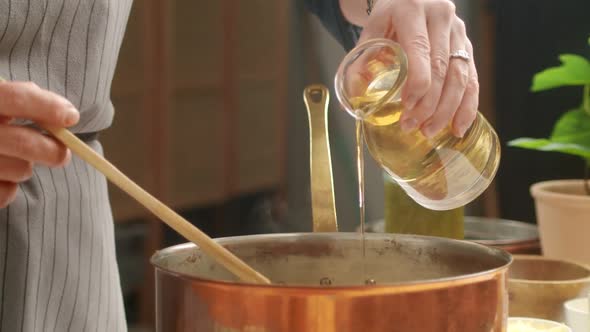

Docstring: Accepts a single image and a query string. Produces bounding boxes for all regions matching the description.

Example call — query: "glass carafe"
[334,38,500,211]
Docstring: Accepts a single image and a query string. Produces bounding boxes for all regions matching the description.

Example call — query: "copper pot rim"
[464,216,539,245]
[362,217,540,245]
[151,232,513,295]
[508,254,590,285]
[473,238,541,247]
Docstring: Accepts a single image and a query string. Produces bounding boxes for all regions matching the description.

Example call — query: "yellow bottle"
[334,38,500,211]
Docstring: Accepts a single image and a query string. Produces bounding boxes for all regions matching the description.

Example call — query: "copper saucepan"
[363,217,541,255]
[152,232,511,332]
[151,85,511,331]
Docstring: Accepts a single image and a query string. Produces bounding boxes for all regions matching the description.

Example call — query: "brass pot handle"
[303,84,338,232]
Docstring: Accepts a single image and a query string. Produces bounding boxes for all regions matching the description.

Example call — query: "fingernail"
[422,124,438,138]
[58,95,74,108]
[61,149,72,167]
[456,123,470,138]
[400,118,418,132]
[404,96,418,111]
[455,120,474,137]
[64,105,79,126]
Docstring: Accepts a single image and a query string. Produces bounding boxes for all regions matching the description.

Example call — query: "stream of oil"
[356,118,375,285]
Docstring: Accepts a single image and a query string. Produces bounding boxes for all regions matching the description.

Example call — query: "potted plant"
[508,37,590,265]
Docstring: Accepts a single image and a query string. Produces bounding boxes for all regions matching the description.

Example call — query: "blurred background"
[104,0,590,330]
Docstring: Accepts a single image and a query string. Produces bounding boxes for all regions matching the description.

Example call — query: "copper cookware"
[151,84,511,331]
[465,217,541,255]
[152,232,511,332]
[363,217,541,255]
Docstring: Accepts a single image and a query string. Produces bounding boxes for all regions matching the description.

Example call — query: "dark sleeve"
[304,0,362,51]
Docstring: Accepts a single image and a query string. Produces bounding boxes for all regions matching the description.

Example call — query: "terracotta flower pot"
[531,180,590,266]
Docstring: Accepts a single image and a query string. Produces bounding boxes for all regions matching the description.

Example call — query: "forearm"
[339,0,370,27]
[304,0,362,51]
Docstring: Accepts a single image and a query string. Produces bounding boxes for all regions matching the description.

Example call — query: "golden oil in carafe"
[349,63,500,211]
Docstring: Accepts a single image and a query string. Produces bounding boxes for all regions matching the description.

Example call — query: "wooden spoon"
[46,127,271,285]
[0,76,269,284]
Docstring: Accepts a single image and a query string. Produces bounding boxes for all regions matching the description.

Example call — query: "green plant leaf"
[508,138,590,162]
[550,108,590,147]
[508,104,590,165]
[508,138,551,149]
[531,54,590,91]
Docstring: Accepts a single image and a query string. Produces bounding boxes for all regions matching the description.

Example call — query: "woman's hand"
[0,81,79,207]
[341,0,479,138]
